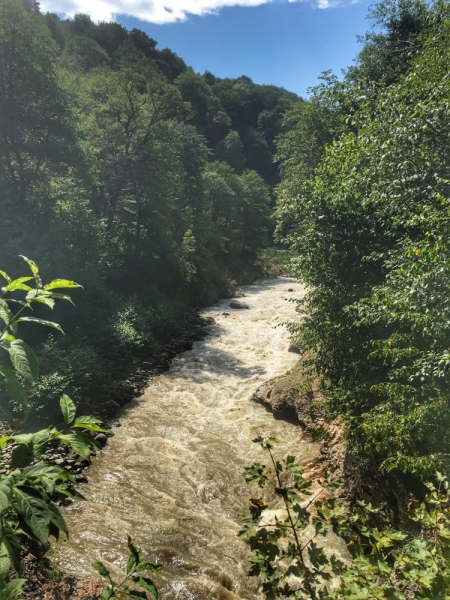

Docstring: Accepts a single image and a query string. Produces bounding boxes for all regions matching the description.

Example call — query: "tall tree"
[0,0,70,205]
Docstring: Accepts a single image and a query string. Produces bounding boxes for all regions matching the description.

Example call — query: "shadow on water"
[173,344,266,384]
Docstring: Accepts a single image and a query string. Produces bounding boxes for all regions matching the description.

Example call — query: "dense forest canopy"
[0,0,300,418]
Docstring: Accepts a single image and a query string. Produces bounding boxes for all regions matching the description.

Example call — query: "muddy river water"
[57,278,321,599]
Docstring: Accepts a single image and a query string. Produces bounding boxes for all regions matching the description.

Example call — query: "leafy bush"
[0,258,107,597]
[241,438,450,599]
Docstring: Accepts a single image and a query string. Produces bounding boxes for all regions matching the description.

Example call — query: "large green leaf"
[47,293,75,305]
[30,428,54,454]
[60,395,76,426]
[19,256,42,288]
[12,486,51,545]
[22,464,70,494]
[10,444,33,470]
[92,561,114,584]
[0,518,21,572]
[0,555,10,579]
[0,272,11,285]
[0,479,12,513]
[44,279,82,291]
[0,438,11,451]
[131,576,159,598]
[7,339,39,385]
[121,587,146,599]
[28,297,55,309]
[0,300,16,334]
[0,367,25,404]
[3,278,33,293]
[47,501,68,538]
[16,316,63,334]
[73,416,106,433]
[0,579,26,600]
[0,365,29,409]
[57,432,97,461]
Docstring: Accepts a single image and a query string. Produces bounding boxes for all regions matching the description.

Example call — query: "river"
[57,278,320,599]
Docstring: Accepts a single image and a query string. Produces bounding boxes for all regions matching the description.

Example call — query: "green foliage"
[275,0,450,477]
[241,440,450,599]
[93,535,162,600]
[0,257,82,423]
[215,131,246,174]
[0,394,105,594]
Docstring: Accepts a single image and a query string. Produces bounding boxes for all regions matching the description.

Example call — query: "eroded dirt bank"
[56,278,321,600]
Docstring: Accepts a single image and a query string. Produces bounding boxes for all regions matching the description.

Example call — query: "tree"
[215,131,246,174]
[174,69,213,132]
[347,0,431,86]
[0,0,70,204]
[60,36,110,72]
[93,21,128,56]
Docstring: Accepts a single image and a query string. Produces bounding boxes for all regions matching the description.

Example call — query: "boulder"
[229,301,249,310]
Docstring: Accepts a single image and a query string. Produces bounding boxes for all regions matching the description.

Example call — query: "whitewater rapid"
[57,278,320,599]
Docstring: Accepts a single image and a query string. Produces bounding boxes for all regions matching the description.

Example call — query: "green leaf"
[21,462,59,484]
[127,554,137,576]
[92,561,113,584]
[127,535,140,574]
[12,485,51,545]
[0,479,12,513]
[0,272,11,285]
[47,502,68,538]
[19,256,42,287]
[60,395,76,426]
[57,432,98,461]
[72,416,106,433]
[44,280,82,291]
[0,438,11,451]
[99,590,114,600]
[3,299,27,308]
[0,365,28,409]
[0,555,10,579]
[10,444,33,470]
[3,278,33,293]
[137,562,164,574]
[29,297,55,309]
[0,300,16,334]
[0,579,26,600]
[16,317,63,334]
[0,518,21,572]
[7,339,39,385]
[131,576,159,598]
[47,293,75,306]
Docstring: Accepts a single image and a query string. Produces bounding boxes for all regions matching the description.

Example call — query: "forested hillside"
[0,0,300,419]
[275,0,450,481]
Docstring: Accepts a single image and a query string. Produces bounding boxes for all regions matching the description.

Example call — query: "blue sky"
[42,0,374,97]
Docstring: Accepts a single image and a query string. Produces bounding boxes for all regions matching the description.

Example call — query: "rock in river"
[229,300,249,309]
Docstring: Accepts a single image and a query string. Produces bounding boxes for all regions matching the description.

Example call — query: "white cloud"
[40,0,284,24]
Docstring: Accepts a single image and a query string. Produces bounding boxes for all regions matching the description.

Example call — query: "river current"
[57,278,320,599]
